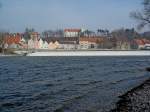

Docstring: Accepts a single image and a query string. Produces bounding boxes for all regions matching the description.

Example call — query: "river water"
[0,57,150,112]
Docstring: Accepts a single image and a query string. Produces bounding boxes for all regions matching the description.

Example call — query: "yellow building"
[48,41,60,50]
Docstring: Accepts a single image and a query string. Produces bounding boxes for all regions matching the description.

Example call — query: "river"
[0,57,150,112]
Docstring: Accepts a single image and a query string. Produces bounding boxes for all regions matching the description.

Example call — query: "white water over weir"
[27,51,150,56]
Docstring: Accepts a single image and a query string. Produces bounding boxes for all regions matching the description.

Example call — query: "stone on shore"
[111,79,150,112]
[146,67,150,72]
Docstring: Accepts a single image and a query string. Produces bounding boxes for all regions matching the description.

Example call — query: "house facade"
[27,32,40,49]
[48,41,60,50]
[42,41,49,49]
[59,41,77,50]
[38,38,44,49]
[79,37,103,49]
[28,39,35,49]
[116,41,131,50]
[145,44,150,49]
[30,32,40,41]
[44,37,78,50]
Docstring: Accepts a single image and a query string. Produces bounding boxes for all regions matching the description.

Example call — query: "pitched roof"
[79,37,103,43]
[133,39,150,45]
[4,34,21,45]
[141,39,150,44]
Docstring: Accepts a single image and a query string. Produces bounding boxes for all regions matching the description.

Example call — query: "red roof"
[80,37,103,43]
[4,35,21,45]
[134,39,150,45]
[141,39,150,44]
[64,29,81,32]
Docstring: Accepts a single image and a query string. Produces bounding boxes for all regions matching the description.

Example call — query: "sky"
[0,0,142,32]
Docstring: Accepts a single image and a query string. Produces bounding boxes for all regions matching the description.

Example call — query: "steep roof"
[4,34,21,45]
[141,39,150,44]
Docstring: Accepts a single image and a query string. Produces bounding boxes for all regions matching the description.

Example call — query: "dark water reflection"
[0,57,150,112]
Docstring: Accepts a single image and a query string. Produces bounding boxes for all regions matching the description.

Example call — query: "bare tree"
[0,32,4,47]
[0,31,8,53]
[42,29,64,38]
[130,0,150,30]
[24,28,35,41]
[111,28,140,40]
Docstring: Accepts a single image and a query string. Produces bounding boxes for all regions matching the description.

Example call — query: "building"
[30,32,40,41]
[44,38,59,50]
[48,42,56,50]
[27,39,38,49]
[116,41,131,50]
[145,44,150,49]
[59,41,77,50]
[64,29,81,37]
[132,39,144,49]
[133,39,150,50]
[19,37,28,49]
[28,39,35,49]
[38,38,44,49]
[48,41,60,50]
[42,41,49,49]
[4,33,22,49]
[79,37,103,49]
[142,39,150,50]
[44,37,79,50]
[27,32,40,49]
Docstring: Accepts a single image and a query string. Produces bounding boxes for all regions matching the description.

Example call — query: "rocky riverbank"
[111,78,150,112]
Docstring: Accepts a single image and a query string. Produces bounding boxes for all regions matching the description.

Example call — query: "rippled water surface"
[0,57,150,112]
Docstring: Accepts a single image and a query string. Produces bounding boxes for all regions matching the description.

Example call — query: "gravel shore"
[111,79,150,112]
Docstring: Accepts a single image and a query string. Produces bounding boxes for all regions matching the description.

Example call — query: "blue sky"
[0,0,141,32]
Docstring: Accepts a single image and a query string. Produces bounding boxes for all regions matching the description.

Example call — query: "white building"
[144,44,150,49]
[28,39,35,49]
[64,29,81,37]
[79,37,100,49]
[38,38,44,49]
[43,41,49,49]
[59,41,77,50]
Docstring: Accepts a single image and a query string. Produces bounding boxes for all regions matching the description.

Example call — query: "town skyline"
[0,0,143,32]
